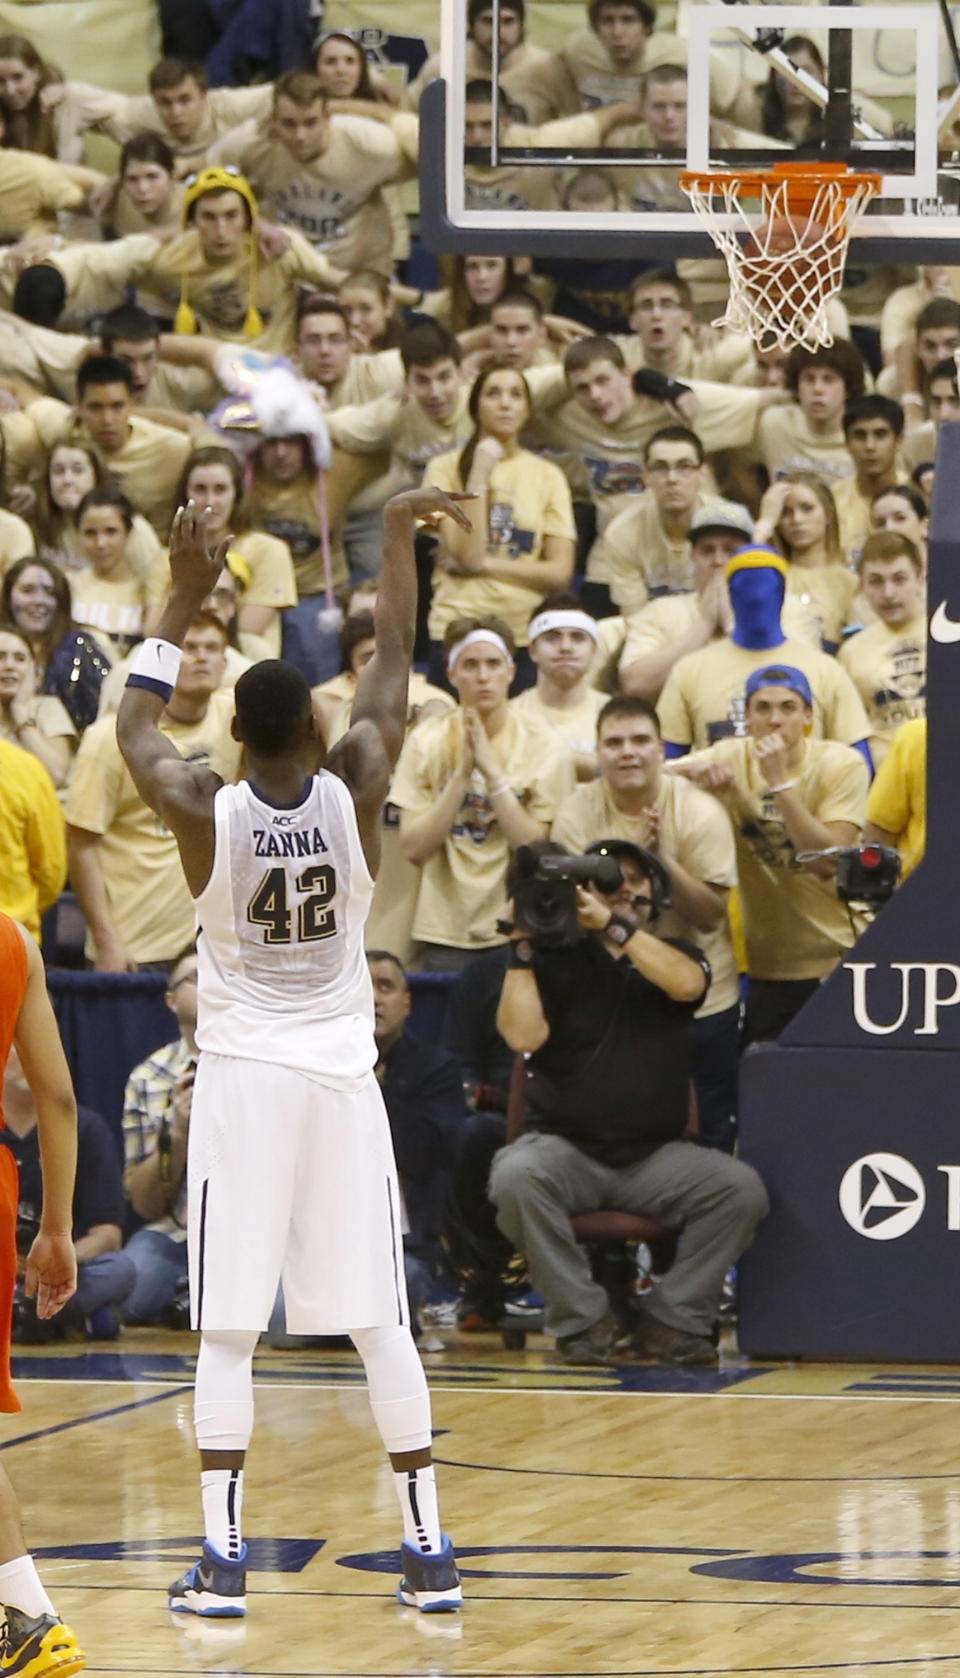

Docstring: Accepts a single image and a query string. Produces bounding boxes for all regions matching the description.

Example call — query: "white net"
[680,168,879,352]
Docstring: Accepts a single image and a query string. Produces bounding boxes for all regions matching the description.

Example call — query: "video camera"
[797,842,901,906]
[510,841,671,948]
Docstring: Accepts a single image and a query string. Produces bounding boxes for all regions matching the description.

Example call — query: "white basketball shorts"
[187,1052,409,1334]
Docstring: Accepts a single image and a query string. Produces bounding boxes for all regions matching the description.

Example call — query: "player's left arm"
[329,485,474,872]
[117,503,230,894]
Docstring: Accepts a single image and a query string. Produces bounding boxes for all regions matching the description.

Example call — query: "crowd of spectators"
[0,0,944,1357]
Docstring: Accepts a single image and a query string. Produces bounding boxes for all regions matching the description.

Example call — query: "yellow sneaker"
[0,1611,85,1678]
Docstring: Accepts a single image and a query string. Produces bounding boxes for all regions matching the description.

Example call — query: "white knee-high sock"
[351,1324,443,1552]
[194,1329,258,1557]
[0,1556,56,1619]
[200,1469,244,1560]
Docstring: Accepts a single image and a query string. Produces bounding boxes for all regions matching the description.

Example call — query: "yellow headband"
[725,547,790,581]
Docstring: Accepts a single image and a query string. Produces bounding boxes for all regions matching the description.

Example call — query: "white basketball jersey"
[194,772,376,1086]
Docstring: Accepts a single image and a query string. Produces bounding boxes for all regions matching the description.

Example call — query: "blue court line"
[430,1454,960,1484]
[0,1384,191,1451]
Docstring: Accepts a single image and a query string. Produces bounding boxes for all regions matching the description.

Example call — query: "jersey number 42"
[247,864,337,944]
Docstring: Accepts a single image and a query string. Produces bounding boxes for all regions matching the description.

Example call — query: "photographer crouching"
[489,840,768,1367]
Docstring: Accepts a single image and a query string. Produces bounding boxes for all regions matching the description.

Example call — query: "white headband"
[447,628,512,674]
[528,608,599,644]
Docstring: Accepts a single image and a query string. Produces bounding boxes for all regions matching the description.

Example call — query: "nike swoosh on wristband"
[930,601,960,644]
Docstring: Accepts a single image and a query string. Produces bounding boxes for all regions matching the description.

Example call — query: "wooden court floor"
[10,1328,960,1678]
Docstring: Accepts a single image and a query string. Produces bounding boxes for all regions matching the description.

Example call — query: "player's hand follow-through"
[169,500,232,600]
[25,1230,77,1319]
[388,486,477,532]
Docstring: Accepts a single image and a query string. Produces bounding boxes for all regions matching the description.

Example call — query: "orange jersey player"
[0,912,85,1678]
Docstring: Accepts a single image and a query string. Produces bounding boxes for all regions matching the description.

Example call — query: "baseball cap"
[744,664,814,707]
[688,501,755,544]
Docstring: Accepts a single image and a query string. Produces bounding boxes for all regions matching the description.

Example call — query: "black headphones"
[585,839,672,924]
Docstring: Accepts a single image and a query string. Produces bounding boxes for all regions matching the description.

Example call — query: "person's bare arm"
[863,818,898,848]
[661,859,728,933]
[14,926,78,1318]
[576,885,709,1004]
[156,332,224,373]
[328,484,474,873]
[237,603,276,636]
[480,532,575,594]
[66,825,137,972]
[496,960,550,1053]
[116,504,229,897]
[399,773,470,865]
[753,734,859,876]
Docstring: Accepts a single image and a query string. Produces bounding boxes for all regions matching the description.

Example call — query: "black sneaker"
[0,1608,85,1678]
[168,1542,247,1617]
[397,1536,462,1613]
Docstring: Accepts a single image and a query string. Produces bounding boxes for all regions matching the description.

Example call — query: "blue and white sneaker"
[397,1536,462,1613]
[169,1542,247,1617]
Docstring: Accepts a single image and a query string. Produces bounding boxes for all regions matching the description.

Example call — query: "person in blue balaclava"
[656,545,873,774]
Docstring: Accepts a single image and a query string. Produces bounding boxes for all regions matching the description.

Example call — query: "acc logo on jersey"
[838,1152,926,1240]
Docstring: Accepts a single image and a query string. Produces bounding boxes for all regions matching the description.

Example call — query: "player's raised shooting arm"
[330,487,474,865]
[117,504,229,882]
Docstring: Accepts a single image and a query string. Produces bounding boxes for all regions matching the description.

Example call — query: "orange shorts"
[0,1148,21,1413]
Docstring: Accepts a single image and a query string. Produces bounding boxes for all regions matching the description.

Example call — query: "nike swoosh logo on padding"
[930,601,960,644]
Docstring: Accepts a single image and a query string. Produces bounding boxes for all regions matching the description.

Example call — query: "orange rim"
[679,161,883,219]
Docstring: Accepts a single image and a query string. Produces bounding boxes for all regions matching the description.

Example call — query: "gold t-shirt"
[657,634,870,750]
[465,113,604,213]
[865,716,926,875]
[145,531,297,657]
[69,565,148,660]
[550,770,739,1016]
[620,593,820,683]
[101,84,274,162]
[0,148,83,239]
[759,406,854,482]
[786,563,860,651]
[246,476,348,599]
[53,229,340,356]
[0,509,35,569]
[536,379,760,530]
[207,114,407,275]
[1,398,191,539]
[328,387,473,483]
[422,448,576,645]
[391,707,576,949]
[831,472,909,563]
[65,694,242,963]
[510,684,607,761]
[677,736,869,980]
[838,616,926,766]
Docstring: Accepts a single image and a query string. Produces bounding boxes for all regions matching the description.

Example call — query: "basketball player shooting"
[116,486,474,1620]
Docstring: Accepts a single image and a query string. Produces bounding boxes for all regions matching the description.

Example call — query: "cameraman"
[489,840,768,1367]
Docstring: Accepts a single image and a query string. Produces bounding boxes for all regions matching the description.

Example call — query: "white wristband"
[126,637,182,704]
[768,779,797,794]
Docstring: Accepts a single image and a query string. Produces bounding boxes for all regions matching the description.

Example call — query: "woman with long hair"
[759,35,825,145]
[755,471,858,650]
[34,440,160,578]
[0,623,76,784]
[0,554,110,731]
[421,360,576,688]
[149,447,295,657]
[314,32,383,102]
[421,254,521,333]
[339,269,407,351]
[0,33,123,161]
[70,484,148,660]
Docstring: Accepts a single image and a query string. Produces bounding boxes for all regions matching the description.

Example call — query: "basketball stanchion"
[679,161,882,351]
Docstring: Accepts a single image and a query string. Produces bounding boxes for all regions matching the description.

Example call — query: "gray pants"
[489,1131,769,1342]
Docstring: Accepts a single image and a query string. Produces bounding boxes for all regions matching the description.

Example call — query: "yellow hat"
[176,166,263,340]
[725,545,790,581]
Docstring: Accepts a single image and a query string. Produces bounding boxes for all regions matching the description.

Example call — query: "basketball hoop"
[679,162,883,352]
